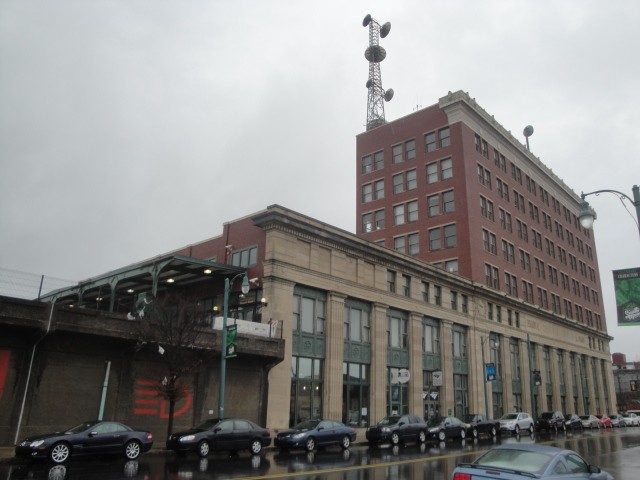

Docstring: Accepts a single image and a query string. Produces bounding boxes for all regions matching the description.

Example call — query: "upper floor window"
[344,302,371,343]
[362,151,384,174]
[392,144,403,164]
[439,127,451,148]
[423,317,440,353]
[405,139,416,160]
[231,246,258,267]
[425,132,437,152]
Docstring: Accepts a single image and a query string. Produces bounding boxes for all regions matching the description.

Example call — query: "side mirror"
[89,431,98,437]
[213,427,221,433]
[398,422,405,426]
[317,426,324,431]
[588,465,601,474]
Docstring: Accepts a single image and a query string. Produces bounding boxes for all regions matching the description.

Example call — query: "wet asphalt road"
[2,427,639,479]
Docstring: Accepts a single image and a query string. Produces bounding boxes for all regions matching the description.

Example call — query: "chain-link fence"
[0,267,76,301]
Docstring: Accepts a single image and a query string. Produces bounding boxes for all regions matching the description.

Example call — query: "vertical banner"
[613,267,640,326]
[225,324,238,358]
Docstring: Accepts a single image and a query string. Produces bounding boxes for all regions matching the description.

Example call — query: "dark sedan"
[426,416,466,441]
[15,420,153,464]
[274,419,356,452]
[166,418,271,457]
[366,414,427,445]
[564,414,583,431]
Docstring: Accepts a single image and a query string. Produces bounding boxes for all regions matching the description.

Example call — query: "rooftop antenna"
[523,125,534,150]
[363,14,394,130]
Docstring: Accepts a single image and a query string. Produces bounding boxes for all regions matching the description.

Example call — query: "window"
[293,289,326,335]
[387,270,396,293]
[439,127,450,148]
[461,294,468,313]
[405,139,415,160]
[444,224,457,248]
[401,274,411,297]
[426,163,438,184]
[394,204,405,225]
[429,228,441,250]
[374,179,384,199]
[441,158,453,179]
[374,151,384,170]
[485,263,499,289]
[362,213,373,233]
[393,174,404,194]
[408,233,419,255]
[434,285,442,306]
[450,290,458,310]
[423,318,440,353]
[425,132,437,152]
[231,246,258,267]
[375,210,385,230]
[394,236,405,253]
[428,194,440,216]
[387,312,408,348]
[406,169,417,190]
[453,326,467,358]
[362,183,372,203]
[483,229,497,255]
[407,200,418,222]
[421,281,430,302]
[443,190,455,212]
[344,302,371,343]
[363,210,385,232]
[361,154,372,174]
[392,144,403,164]
[445,259,459,273]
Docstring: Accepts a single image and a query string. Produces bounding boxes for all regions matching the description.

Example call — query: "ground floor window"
[290,356,323,427]
[513,393,522,412]
[453,374,468,418]
[343,362,370,427]
[492,392,503,419]
[388,368,409,415]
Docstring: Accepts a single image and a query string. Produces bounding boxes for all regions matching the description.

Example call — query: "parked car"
[535,411,566,433]
[461,413,500,438]
[564,414,583,431]
[623,412,639,426]
[579,414,601,429]
[595,414,613,429]
[426,416,466,441]
[609,414,627,427]
[499,412,534,435]
[166,418,271,457]
[274,419,356,452]
[15,420,153,464]
[365,414,427,445]
[451,443,613,480]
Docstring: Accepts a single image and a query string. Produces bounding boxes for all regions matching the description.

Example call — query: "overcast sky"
[1,1,639,358]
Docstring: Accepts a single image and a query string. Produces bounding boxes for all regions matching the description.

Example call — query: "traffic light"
[533,370,542,386]
[631,380,638,392]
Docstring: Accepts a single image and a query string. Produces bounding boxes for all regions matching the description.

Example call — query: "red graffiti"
[133,378,193,418]
[0,349,9,400]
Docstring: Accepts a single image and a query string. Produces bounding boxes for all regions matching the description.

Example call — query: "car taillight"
[147,433,153,440]
[453,474,472,480]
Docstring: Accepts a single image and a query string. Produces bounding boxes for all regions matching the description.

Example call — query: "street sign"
[398,368,410,384]
[225,324,237,358]
[485,362,496,381]
[432,371,443,386]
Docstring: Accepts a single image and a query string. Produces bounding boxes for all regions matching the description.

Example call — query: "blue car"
[274,419,356,452]
[452,444,612,479]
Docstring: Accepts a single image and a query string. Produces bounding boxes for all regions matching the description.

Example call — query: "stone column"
[370,303,388,421]
[520,338,532,414]
[409,312,423,414]
[440,321,453,415]
[549,347,561,410]
[502,338,513,411]
[323,292,346,421]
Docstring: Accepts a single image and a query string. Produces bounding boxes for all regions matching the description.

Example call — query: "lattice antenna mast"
[363,14,394,131]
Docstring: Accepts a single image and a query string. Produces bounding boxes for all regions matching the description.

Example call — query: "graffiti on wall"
[133,378,192,418]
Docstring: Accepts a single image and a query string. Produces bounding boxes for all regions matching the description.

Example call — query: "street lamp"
[481,336,498,418]
[218,272,249,418]
[578,185,640,238]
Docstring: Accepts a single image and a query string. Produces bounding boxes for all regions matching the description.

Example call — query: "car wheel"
[514,425,520,435]
[391,432,400,445]
[471,428,478,439]
[529,424,534,434]
[197,440,210,458]
[437,430,446,441]
[49,442,71,464]
[305,437,316,452]
[249,439,263,455]
[418,430,426,443]
[490,426,497,437]
[340,436,351,450]
[460,429,466,440]
[124,440,141,460]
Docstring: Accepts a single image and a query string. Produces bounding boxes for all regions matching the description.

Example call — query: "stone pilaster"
[370,303,388,420]
[323,292,346,421]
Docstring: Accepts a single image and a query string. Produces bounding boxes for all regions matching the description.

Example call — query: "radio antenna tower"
[362,14,394,130]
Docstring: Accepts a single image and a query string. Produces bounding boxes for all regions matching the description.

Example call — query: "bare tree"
[131,292,209,438]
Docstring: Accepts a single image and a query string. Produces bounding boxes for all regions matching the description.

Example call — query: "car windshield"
[376,416,401,426]
[65,421,99,434]
[476,448,554,474]
[500,414,518,421]
[426,417,444,427]
[579,416,590,420]
[293,420,320,431]
[461,415,476,423]
[194,419,222,431]
[540,412,553,419]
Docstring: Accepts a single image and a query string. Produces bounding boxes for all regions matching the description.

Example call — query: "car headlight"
[179,435,195,442]
[428,428,438,433]
[30,440,45,447]
[381,427,391,433]
[292,433,306,439]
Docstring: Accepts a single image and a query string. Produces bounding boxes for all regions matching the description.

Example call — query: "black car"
[426,416,466,441]
[535,411,566,432]
[461,414,500,438]
[274,419,356,452]
[14,420,153,464]
[166,418,271,457]
[564,413,584,431]
[365,414,428,445]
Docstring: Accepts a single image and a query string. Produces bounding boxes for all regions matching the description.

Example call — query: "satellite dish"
[380,22,391,38]
[366,79,372,88]
[523,125,534,137]
[364,45,386,63]
[362,14,372,27]
[384,88,394,101]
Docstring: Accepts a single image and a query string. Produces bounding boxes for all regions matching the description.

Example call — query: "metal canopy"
[39,255,246,311]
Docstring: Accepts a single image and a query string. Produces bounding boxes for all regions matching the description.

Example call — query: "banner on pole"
[613,267,640,326]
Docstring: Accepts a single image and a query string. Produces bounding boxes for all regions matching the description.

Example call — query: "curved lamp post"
[578,185,640,238]
[218,272,249,418]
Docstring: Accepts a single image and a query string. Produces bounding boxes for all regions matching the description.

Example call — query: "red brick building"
[356,90,607,342]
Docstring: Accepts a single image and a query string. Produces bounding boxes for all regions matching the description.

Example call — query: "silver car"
[579,414,601,429]
[499,412,534,434]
